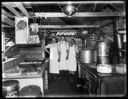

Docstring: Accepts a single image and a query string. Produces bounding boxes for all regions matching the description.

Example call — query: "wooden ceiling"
[2,1,125,28]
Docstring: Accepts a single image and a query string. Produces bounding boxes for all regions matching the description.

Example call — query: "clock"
[17,20,27,30]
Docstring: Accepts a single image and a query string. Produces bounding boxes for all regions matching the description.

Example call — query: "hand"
[66,56,68,60]
[58,57,60,62]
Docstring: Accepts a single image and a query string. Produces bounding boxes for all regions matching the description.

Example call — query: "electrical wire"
[31,4,37,23]
[93,1,97,12]
[57,2,63,12]
[76,3,81,11]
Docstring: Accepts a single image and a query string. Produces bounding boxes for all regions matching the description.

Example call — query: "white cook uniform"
[45,43,59,74]
[68,45,77,71]
[59,41,68,70]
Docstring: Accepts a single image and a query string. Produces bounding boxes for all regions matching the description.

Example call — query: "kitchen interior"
[2,1,126,98]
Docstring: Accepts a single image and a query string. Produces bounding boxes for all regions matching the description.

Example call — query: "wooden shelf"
[16,43,41,47]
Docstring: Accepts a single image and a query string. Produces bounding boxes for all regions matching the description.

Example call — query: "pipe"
[22,1,124,4]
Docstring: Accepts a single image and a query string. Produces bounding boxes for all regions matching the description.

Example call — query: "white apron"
[68,45,77,71]
[49,44,59,74]
[59,41,68,70]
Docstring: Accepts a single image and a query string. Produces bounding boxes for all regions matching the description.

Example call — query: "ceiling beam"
[15,3,31,17]
[35,12,125,18]
[22,1,124,4]
[38,25,99,29]
[2,9,14,18]
[2,3,21,17]
[2,14,8,18]
[2,18,15,27]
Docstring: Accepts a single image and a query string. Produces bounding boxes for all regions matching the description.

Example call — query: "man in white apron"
[58,36,69,79]
[67,39,78,86]
[68,39,78,74]
[45,38,60,80]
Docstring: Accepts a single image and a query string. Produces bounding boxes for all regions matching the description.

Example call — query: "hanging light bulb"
[63,1,77,17]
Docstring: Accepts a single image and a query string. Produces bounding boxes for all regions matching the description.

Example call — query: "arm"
[57,43,61,62]
[75,45,79,58]
[66,42,69,60]
[43,44,51,54]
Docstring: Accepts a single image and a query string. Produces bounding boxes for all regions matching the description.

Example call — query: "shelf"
[16,43,41,47]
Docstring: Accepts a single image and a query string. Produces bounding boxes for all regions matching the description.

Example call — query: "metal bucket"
[97,42,109,56]
[2,80,19,97]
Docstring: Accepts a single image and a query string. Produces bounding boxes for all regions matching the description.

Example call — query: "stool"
[19,85,42,97]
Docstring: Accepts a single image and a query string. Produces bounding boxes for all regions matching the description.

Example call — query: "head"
[60,35,65,41]
[52,38,57,43]
[70,39,75,45]
[65,36,69,42]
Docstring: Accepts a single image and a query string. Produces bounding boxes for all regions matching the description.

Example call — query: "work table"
[79,62,126,78]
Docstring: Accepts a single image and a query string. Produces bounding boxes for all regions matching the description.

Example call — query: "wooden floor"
[44,71,89,97]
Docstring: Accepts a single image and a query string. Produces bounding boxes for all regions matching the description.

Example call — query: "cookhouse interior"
[2,1,126,98]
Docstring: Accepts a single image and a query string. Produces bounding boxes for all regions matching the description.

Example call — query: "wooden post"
[113,19,120,64]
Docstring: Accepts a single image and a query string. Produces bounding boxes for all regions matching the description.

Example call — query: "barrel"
[97,42,110,64]
[19,85,42,97]
[2,80,19,98]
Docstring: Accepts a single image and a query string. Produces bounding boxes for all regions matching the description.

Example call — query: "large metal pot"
[80,49,93,64]
[97,41,110,64]
[97,42,110,56]
[2,80,19,98]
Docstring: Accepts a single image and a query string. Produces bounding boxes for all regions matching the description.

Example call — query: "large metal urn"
[80,49,93,64]
[97,41,110,64]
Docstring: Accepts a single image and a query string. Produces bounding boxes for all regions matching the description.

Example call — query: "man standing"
[58,36,69,78]
[45,38,60,80]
